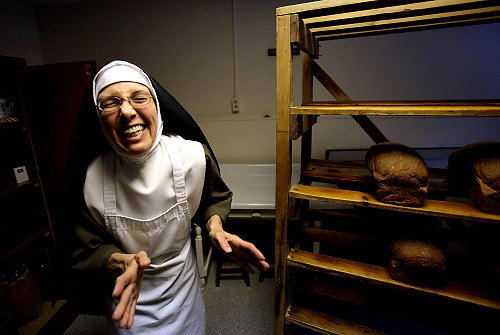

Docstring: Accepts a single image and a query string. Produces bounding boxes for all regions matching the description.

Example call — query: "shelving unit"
[0,56,54,261]
[275,1,500,334]
[0,56,55,333]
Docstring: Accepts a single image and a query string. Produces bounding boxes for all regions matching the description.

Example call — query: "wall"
[0,0,43,65]
[34,0,500,163]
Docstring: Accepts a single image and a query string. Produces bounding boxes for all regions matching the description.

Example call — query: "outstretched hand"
[207,215,270,274]
[107,251,151,329]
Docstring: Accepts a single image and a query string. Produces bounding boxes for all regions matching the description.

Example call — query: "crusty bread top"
[473,158,500,189]
[366,142,428,186]
[390,239,447,269]
[448,141,500,189]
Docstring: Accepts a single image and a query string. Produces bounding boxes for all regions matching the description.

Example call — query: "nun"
[65,60,269,334]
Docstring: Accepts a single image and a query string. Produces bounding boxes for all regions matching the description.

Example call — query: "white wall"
[0,0,43,65]
[34,0,500,163]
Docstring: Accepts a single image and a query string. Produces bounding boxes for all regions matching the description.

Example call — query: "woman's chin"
[117,140,153,155]
[116,131,154,155]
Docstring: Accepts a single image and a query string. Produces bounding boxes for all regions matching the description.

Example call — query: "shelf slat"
[291,100,500,116]
[0,227,49,261]
[0,119,22,130]
[300,226,374,248]
[277,0,378,16]
[277,0,500,38]
[310,6,500,34]
[0,178,38,197]
[289,184,500,223]
[285,303,386,335]
[308,159,449,179]
[288,249,500,310]
[301,169,452,193]
[303,0,499,26]
[316,14,500,41]
[277,0,491,16]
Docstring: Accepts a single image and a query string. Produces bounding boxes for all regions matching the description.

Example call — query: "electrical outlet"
[231,98,239,113]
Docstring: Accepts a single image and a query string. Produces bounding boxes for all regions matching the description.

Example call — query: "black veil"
[149,75,219,168]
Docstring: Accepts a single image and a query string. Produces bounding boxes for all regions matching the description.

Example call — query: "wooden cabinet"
[0,56,96,331]
[0,56,53,262]
[0,57,95,261]
[21,61,97,245]
[274,1,500,334]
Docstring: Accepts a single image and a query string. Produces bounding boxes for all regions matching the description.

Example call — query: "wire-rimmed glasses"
[97,91,153,115]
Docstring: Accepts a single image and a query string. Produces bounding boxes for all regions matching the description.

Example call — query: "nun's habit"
[65,61,231,334]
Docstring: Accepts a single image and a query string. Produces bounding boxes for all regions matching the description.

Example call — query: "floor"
[63,257,275,335]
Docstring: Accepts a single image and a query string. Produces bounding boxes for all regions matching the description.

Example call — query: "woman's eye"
[101,99,119,108]
[131,95,148,103]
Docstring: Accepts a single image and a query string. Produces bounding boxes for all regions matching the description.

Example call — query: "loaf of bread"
[366,142,429,207]
[448,142,500,213]
[389,239,447,287]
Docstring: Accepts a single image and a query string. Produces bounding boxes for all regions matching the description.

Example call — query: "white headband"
[93,60,158,105]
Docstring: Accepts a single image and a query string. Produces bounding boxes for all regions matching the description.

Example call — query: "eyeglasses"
[97,92,153,114]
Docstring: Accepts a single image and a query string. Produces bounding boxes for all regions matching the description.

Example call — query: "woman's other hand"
[207,215,270,274]
[107,251,151,329]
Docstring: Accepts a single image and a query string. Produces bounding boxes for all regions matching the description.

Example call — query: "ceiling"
[18,0,95,6]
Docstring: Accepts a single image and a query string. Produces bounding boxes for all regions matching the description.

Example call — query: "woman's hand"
[107,251,151,329]
[207,215,270,274]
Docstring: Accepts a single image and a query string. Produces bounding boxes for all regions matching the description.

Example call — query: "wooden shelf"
[299,226,374,248]
[0,227,49,261]
[301,169,452,193]
[0,179,38,197]
[277,0,500,41]
[289,184,500,224]
[275,2,500,334]
[0,119,23,130]
[288,249,500,310]
[308,159,450,179]
[285,303,386,335]
[307,160,451,185]
[291,100,500,116]
[308,159,450,180]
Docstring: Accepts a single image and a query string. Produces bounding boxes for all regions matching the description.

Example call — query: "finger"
[237,240,266,261]
[113,284,134,321]
[120,293,136,328]
[229,246,270,272]
[227,239,265,264]
[112,264,137,297]
[112,275,127,298]
[119,295,133,329]
[135,251,151,269]
[247,256,270,272]
[258,260,271,271]
[238,251,264,272]
[242,251,269,271]
[215,231,232,253]
[235,259,255,274]
[127,297,138,329]
[227,234,266,261]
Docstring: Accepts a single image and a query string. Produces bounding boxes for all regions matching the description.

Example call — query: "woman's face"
[98,82,157,155]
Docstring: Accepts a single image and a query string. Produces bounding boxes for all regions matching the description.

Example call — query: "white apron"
[101,136,206,335]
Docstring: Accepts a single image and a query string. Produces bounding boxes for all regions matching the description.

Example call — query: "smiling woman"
[65,60,269,334]
[98,82,158,155]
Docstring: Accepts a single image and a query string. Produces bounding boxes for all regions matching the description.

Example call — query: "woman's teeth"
[122,125,145,137]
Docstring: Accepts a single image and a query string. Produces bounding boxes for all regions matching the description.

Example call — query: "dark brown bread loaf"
[366,142,428,207]
[389,239,447,287]
[448,141,500,213]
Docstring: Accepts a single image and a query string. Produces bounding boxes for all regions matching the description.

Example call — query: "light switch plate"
[13,166,29,184]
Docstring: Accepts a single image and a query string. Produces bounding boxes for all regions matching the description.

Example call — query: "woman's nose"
[119,101,137,120]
